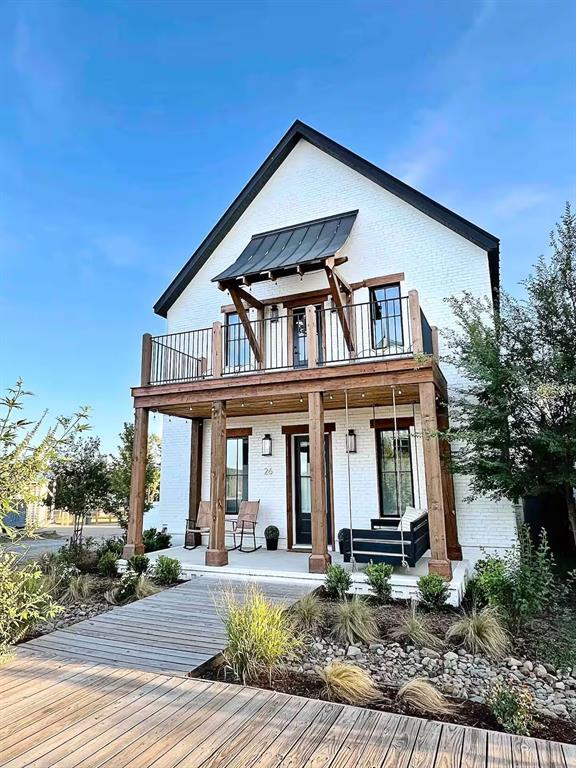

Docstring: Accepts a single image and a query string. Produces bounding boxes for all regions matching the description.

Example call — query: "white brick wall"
[150,138,517,556]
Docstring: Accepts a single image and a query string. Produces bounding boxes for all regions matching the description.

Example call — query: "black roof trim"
[154,120,500,317]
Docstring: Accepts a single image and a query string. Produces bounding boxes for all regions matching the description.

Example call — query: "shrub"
[58,539,99,573]
[486,681,533,736]
[128,554,150,575]
[506,527,555,625]
[96,537,124,559]
[390,603,443,650]
[290,593,325,634]
[317,660,381,705]
[397,678,458,716]
[446,606,510,659]
[417,573,449,611]
[264,526,279,539]
[134,574,161,600]
[152,555,182,585]
[143,528,172,553]
[64,573,94,603]
[474,556,509,608]
[97,551,118,578]
[365,562,393,603]
[220,585,301,684]
[329,597,379,646]
[0,551,63,650]
[324,564,352,600]
[105,572,159,605]
[155,531,172,550]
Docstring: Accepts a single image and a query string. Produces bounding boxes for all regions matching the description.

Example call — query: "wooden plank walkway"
[1,654,572,768]
[21,576,312,675]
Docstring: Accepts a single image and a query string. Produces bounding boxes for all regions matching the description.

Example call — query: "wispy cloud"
[488,187,549,219]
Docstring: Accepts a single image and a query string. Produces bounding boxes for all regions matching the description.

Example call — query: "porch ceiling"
[155,383,421,419]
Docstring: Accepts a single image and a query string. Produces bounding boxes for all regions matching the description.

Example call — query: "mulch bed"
[196,663,576,745]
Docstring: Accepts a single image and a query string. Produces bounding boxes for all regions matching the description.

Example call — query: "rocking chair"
[184,500,211,550]
[227,500,261,553]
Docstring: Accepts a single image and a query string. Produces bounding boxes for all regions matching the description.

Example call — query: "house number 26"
[264,467,273,476]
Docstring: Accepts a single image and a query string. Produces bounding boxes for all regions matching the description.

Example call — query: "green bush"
[324,564,352,600]
[290,593,325,634]
[264,526,279,539]
[0,551,63,651]
[417,573,449,611]
[153,555,182,585]
[57,539,99,573]
[220,585,301,684]
[96,537,124,558]
[97,551,118,578]
[473,556,510,608]
[128,554,150,575]
[143,528,172,553]
[365,562,393,603]
[105,572,159,605]
[486,681,533,736]
[329,597,379,645]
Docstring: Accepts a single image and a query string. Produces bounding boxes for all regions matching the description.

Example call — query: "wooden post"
[408,290,423,354]
[122,407,149,559]
[419,382,452,579]
[305,305,319,369]
[431,326,440,362]
[186,418,204,548]
[206,400,228,566]
[437,404,463,561]
[212,321,223,377]
[141,333,152,386]
[308,392,331,573]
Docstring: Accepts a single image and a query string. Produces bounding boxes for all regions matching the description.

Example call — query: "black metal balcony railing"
[147,294,435,386]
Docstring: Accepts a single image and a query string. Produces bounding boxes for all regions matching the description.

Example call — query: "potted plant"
[337,528,348,555]
[264,525,279,551]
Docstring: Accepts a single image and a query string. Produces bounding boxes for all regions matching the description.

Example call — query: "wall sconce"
[262,433,273,456]
[270,304,279,323]
[346,429,357,454]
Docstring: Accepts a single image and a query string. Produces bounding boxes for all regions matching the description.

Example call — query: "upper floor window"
[225,311,250,369]
[369,283,404,351]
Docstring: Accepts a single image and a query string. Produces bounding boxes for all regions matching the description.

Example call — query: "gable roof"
[154,120,500,317]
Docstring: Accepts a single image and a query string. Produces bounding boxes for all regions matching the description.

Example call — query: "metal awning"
[213,210,358,286]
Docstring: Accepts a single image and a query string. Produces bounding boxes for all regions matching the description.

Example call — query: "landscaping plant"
[220,585,301,684]
[398,678,458,716]
[446,606,510,660]
[365,562,393,602]
[324,564,352,600]
[417,573,449,611]
[152,555,182,585]
[290,593,325,634]
[128,554,150,575]
[64,573,94,603]
[143,528,173,553]
[486,681,534,736]
[329,597,379,646]
[105,572,159,605]
[390,603,443,651]
[97,551,118,578]
[317,660,381,705]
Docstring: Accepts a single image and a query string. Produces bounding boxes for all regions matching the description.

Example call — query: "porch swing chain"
[392,385,409,568]
[345,389,356,570]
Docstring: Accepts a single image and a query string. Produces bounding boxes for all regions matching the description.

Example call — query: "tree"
[52,436,111,546]
[107,422,161,531]
[442,203,576,546]
[0,379,90,531]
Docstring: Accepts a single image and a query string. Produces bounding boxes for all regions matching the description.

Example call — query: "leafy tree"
[107,423,161,531]
[0,379,89,531]
[443,203,576,545]
[52,436,111,546]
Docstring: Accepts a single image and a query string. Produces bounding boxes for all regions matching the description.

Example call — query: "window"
[376,428,414,516]
[370,283,404,350]
[225,312,250,368]
[226,437,248,515]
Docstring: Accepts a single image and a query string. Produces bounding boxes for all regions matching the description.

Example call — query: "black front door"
[294,434,332,546]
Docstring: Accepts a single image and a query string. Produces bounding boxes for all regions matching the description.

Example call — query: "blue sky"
[1,0,574,452]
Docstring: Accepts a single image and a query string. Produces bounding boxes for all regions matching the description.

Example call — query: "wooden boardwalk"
[1,653,573,768]
[21,576,312,675]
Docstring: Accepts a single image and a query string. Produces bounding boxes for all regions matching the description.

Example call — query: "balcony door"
[292,306,324,368]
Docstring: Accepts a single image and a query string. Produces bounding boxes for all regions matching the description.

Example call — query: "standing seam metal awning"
[212,210,358,284]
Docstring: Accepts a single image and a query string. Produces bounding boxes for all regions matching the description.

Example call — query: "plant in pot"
[337,529,348,555]
[264,525,280,551]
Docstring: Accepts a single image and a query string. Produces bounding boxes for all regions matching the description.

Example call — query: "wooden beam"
[211,321,223,377]
[351,272,405,291]
[437,404,462,561]
[229,285,263,310]
[408,290,424,354]
[419,382,452,579]
[325,258,351,296]
[308,392,331,573]
[431,326,440,362]
[141,333,152,386]
[305,305,319,368]
[206,400,228,566]
[325,266,355,354]
[122,407,149,559]
[229,287,263,364]
[186,419,203,548]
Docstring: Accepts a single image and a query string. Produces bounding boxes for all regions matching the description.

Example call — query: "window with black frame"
[226,437,248,515]
[376,427,414,516]
[225,311,250,369]
[370,283,404,351]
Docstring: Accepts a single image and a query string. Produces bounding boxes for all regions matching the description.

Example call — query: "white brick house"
[125,121,516,581]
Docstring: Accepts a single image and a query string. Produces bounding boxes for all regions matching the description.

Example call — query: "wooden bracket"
[325,265,355,354]
[229,286,263,363]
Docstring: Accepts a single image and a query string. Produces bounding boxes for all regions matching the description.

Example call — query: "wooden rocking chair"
[184,500,211,550]
[227,500,261,553]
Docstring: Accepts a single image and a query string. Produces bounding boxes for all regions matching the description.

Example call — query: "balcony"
[144,291,437,387]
